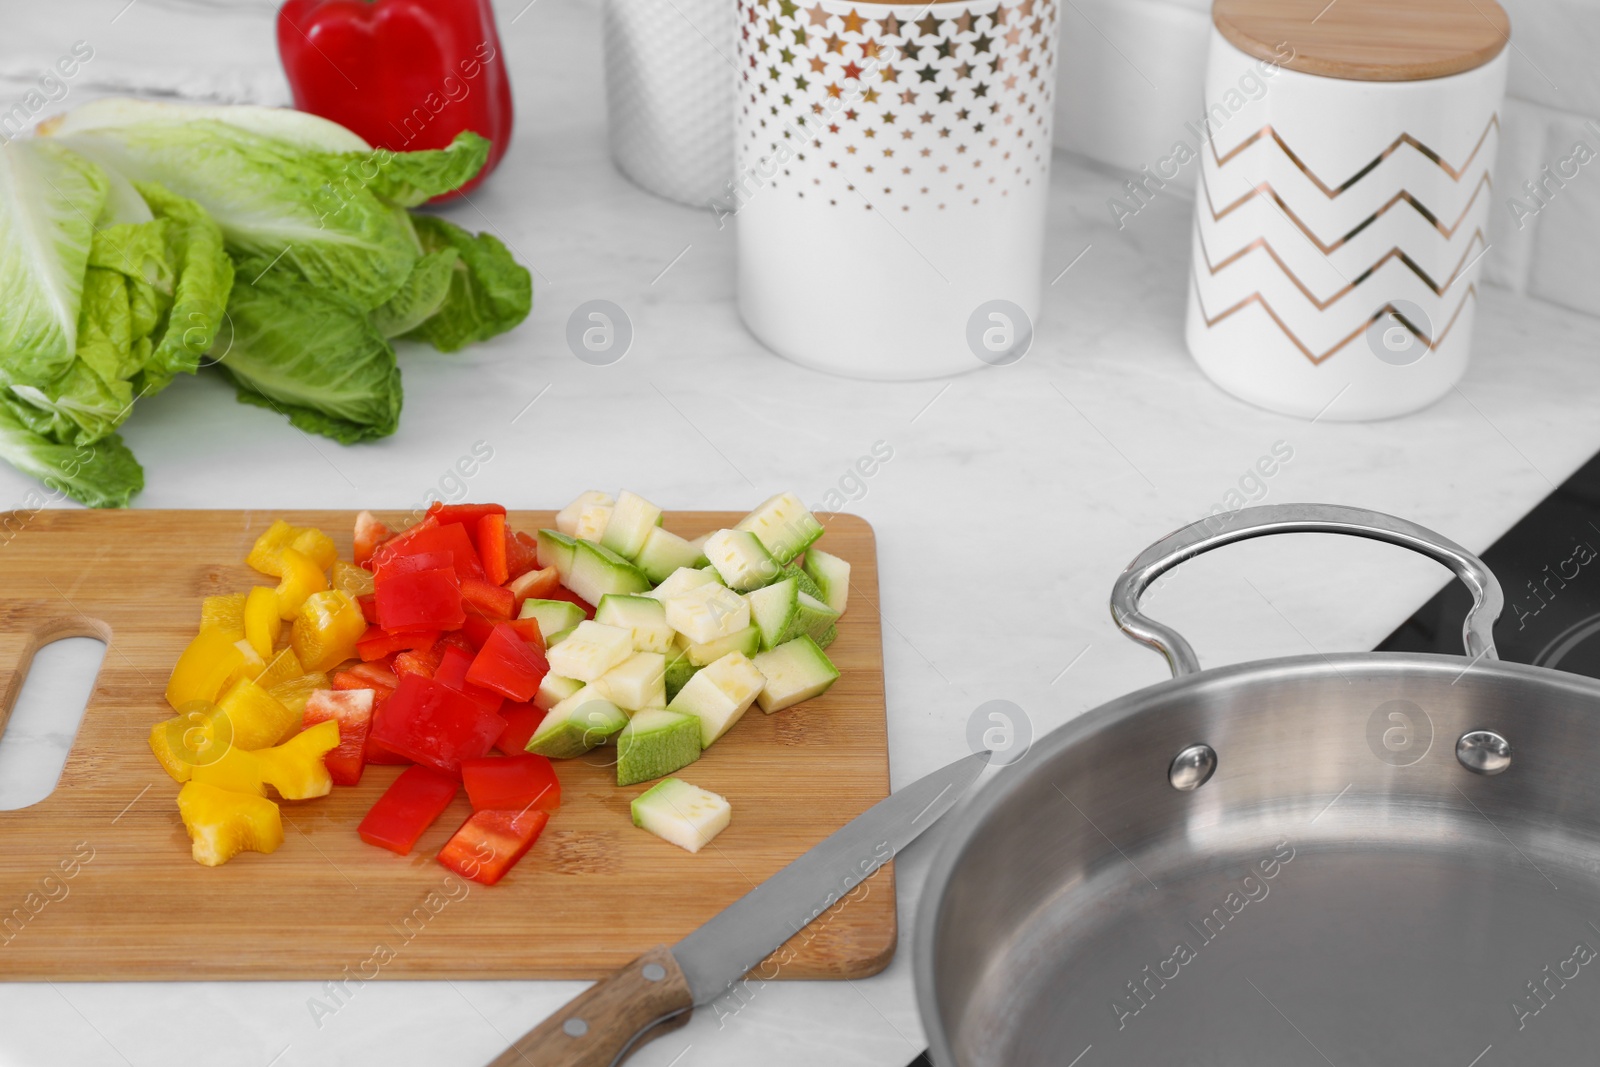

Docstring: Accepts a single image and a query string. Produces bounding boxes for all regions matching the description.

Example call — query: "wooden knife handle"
[486,945,694,1067]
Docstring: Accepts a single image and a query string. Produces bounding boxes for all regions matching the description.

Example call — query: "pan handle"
[1110,503,1502,678]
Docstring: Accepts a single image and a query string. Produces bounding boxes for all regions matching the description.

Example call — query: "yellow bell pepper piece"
[199,593,247,638]
[268,671,330,716]
[216,676,299,750]
[190,720,340,800]
[291,590,366,672]
[246,519,301,577]
[275,547,328,620]
[166,629,247,711]
[292,527,339,571]
[229,637,266,689]
[331,560,375,598]
[176,782,283,867]
[243,586,282,659]
[256,648,305,691]
[149,701,233,783]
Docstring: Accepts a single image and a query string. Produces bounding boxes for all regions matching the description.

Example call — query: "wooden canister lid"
[1213,0,1509,81]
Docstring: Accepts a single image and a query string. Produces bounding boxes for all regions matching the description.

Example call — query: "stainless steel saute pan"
[916,504,1600,1065]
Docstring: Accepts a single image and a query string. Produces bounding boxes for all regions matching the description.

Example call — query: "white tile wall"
[1056,0,1600,320]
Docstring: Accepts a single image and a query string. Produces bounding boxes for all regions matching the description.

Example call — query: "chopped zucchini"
[567,539,651,606]
[667,650,765,747]
[662,582,751,645]
[752,636,839,712]
[703,529,782,591]
[601,490,663,560]
[556,491,614,536]
[593,651,667,712]
[546,620,635,682]
[631,777,730,853]
[526,689,628,758]
[595,594,675,654]
[735,491,824,564]
[535,529,579,578]
[634,526,707,583]
[616,710,702,787]
[534,672,583,711]
[802,548,850,614]
[518,598,587,642]
[679,624,761,667]
[645,565,721,601]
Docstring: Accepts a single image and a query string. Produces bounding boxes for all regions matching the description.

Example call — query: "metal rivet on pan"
[564,1019,589,1038]
[1457,730,1512,775]
[642,963,666,982]
[1169,744,1217,791]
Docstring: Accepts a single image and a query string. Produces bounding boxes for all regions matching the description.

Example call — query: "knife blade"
[487,750,989,1067]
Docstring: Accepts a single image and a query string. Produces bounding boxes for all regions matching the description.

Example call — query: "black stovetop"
[902,449,1600,1067]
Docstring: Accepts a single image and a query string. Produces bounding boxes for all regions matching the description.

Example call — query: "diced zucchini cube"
[752,636,839,713]
[616,710,701,787]
[556,491,614,536]
[601,490,663,560]
[593,651,667,712]
[567,539,652,606]
[802,548,850,614]
[634,526,708,584]
[703,529,782,591]
[595,594,675,653]
[735,491,824,564]
[631,777,730,853]
[546,620,635,682]
[667,650,765,747]
[662,583,750,645]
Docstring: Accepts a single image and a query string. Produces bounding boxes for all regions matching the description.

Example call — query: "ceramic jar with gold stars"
[730,0,1060,379]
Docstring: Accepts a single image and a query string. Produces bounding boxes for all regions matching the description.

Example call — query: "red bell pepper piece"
[476,513,509,585]
[429,502,507,526]
[504,617,545,652]
[356,627,440,662]
[358,766,460,855]
[393,645,442,679]
[494,702,546,756]
[464,624,549,702]
[364,732,412,766]
[277,0,515,200]
[461,754,560,814]
[303,689,375,787]
[438,631,479,657]
[433,644,505,712]
[353,510,392,567]
[504,529,540,580]
[506,565,559,612]
[437,808,549,886]
[357,594,379,624]
[368,673,506,777]
[334,661,399,695]
[460,576,514,619]
[373,550,455,579]
[375,567,465,633]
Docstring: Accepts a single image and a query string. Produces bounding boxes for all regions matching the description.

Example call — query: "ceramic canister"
[1186,0,1509,421]
[732,0,1061,380]
[603,0,736,206]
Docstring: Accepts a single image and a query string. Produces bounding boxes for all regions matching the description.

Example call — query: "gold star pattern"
[879,12,901,36]
[992,4,1009,25]
[841,7,866,32]
[805,4,830,26]
[810,56,828,72]
[880,65,899,82]
[915,13,941,35]
[862,87,880,102]
[899,89,917,104]
[778,0,797,16]
[824,33,846,53]
[919,111,935,123]
[953,11,974,32]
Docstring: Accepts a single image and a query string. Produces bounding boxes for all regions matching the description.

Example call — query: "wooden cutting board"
[0,510,892,981]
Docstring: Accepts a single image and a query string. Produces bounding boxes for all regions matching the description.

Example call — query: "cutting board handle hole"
[0,636,107,811]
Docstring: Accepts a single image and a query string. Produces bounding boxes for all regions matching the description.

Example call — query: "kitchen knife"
[486,750,990,1067]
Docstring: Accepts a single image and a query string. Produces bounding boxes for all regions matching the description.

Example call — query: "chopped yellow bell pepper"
[229,637,266,688]
[176,781,283,867]
[199,593,247,638]
[166,628,247,711]
[275,547,328,620]
[246,519,302,577]
[331,560,375,598]
[149,701,233,783]
[216,676,299,750]
[189,720,339,800]
[268,671,330,715]
[292,527,338,571]
[256,648,305,691]
[291,590,366,672]
[243,586,282,659]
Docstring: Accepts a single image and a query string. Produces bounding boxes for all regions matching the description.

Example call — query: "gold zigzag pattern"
[1200,164,1494,255]
[1191,273,1479,366]
[1209,114,1501,196]
[1195,221,1488,310]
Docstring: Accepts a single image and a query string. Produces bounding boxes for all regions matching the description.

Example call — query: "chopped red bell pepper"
[358,765,460,855]
[506,566,559,612]
[334,661,399,695]
[476,513,509,585]
[458,608,498,650]
[364,730,412,765]
[354,510,392,567]
[504,529,540,580]
[357,594,379,624]
[374,522,485,581]
[374,550,455,578]
[429,502,507,526]
[460,576,514,619]
[277,0,515,201]
[433,644,505,711]
[375,567,465,633]
[465,624,549,702]
[462,754,560,814]
[368,673,506,777]
[357,626,440,662]
[438,631,479,657]
[437,808,549,885]
[303,689,376,787]
[504,617,545,652]
[494,702,546,756]
[393,645,443,679]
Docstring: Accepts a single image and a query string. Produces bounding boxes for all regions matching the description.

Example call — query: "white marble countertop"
[4,1,1600,1065]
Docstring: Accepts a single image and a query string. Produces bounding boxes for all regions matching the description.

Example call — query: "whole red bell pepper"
[277,0,514,199]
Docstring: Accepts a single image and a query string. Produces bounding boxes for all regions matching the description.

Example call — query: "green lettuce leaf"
[402,215,532,352]
[0,140,107,384]
[338,132,491,209]
[370,248,458,338]
[0,401,143,508]
[138,182,233,384]
[217,256,401,443]
[57,120,418,311]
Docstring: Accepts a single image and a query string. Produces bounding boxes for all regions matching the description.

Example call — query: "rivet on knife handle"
[486,945,693,1067]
